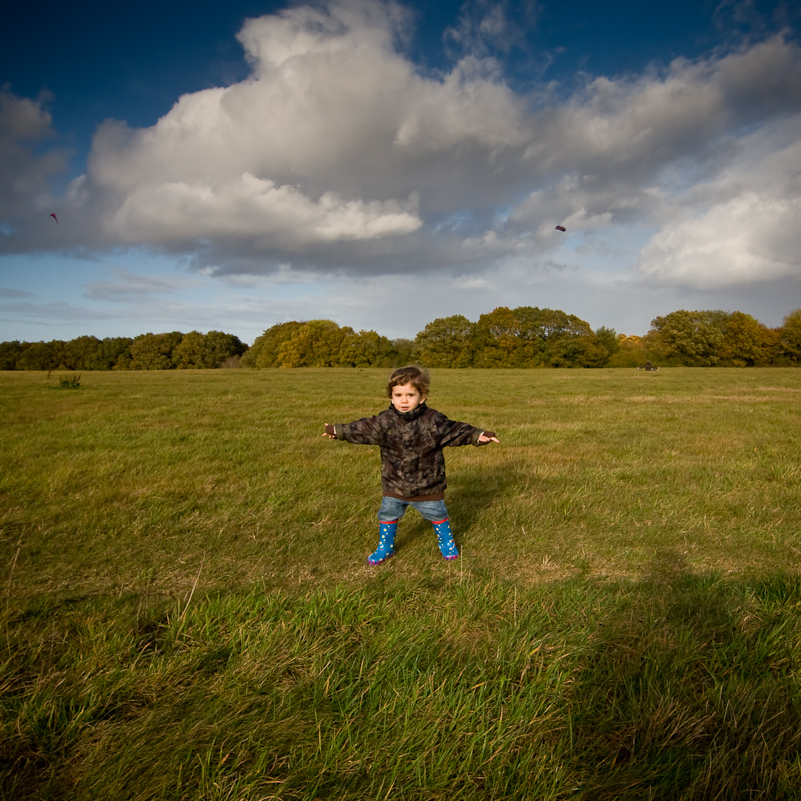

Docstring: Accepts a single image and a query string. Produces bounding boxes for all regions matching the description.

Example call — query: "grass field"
[2,368,801,799]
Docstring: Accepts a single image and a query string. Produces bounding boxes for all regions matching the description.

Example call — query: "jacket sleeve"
[435,412,494,447]
[332,415,387,446]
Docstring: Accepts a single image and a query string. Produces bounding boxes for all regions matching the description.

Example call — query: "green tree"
[129,332,183,370]
[779,308,801,363]
[534,308,607,367]
[87,337,133,370]
[759,327,782,365]
[60,336,102,370]
[595,326,619,358]
[536,308,594,340]
[15,340,65,371]
[173,331,206,369]
[645,310,724,366]
[411,315,474,367]
[338,330,397,367]
[242,322,304,368]
[391,338,414,365]
[462,306,607,368]
[607,335,648,368]
[519,306,606,367]
[172,330,246,368]
[203,330,247,367]
[718,311,777,366]
[545,333,609,367]
[470,307,523,367]
[0,341,23,370]
[277,321,352,367]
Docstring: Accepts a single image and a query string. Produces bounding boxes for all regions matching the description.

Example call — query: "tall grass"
[2,368,801,799]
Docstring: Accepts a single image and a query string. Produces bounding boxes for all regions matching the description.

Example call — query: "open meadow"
[2,367,801,800]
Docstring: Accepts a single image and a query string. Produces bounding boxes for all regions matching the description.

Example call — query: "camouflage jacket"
[331,403,492,500]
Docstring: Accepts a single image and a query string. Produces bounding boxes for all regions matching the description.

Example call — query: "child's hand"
[479,431,499,444]
[323,423,336,439]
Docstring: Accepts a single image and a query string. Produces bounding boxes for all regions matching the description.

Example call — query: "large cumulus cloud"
[2,0,801,292]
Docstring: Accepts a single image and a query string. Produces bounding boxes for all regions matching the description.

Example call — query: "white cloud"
[103,170,422,247]
[81,0,531,252]
[522,34,801,174]
[1,0,800,311]
[637,117,801,287]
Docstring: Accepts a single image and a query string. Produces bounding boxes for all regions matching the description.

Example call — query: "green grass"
[2,368,801,799]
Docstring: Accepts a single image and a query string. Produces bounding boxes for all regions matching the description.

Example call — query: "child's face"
[390,382,426,413]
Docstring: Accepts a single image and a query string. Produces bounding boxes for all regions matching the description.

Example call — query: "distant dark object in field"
[50,213,58,224]
[555,225,566,232]
[638,361,659,372]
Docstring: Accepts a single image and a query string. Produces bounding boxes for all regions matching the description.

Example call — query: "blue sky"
[1,0,800,345]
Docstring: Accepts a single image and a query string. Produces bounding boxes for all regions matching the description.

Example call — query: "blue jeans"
[378,496,449,524]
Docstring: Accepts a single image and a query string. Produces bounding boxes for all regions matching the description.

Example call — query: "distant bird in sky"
[555,225,566,232]
[50,213,58,224]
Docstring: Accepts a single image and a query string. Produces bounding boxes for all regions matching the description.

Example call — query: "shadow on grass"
[3,558,801,800]
[448,456,529,532]
[564,553,801,799]
[392,457,526,557]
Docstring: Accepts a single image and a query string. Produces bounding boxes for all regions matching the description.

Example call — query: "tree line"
[0,331,247,371]
[1,307,800,371]
[243,307,801,369]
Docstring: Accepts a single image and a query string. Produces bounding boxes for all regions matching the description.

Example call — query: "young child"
[323,365,499,565]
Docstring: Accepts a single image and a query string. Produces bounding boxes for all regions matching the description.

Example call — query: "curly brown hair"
[386,365,430,398]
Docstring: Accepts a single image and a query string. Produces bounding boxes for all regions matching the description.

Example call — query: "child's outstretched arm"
[437,416,498,448]
[322,419,385,445]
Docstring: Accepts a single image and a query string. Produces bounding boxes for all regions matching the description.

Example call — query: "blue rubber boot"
[433,518,459,561]
[368,520,397,565]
